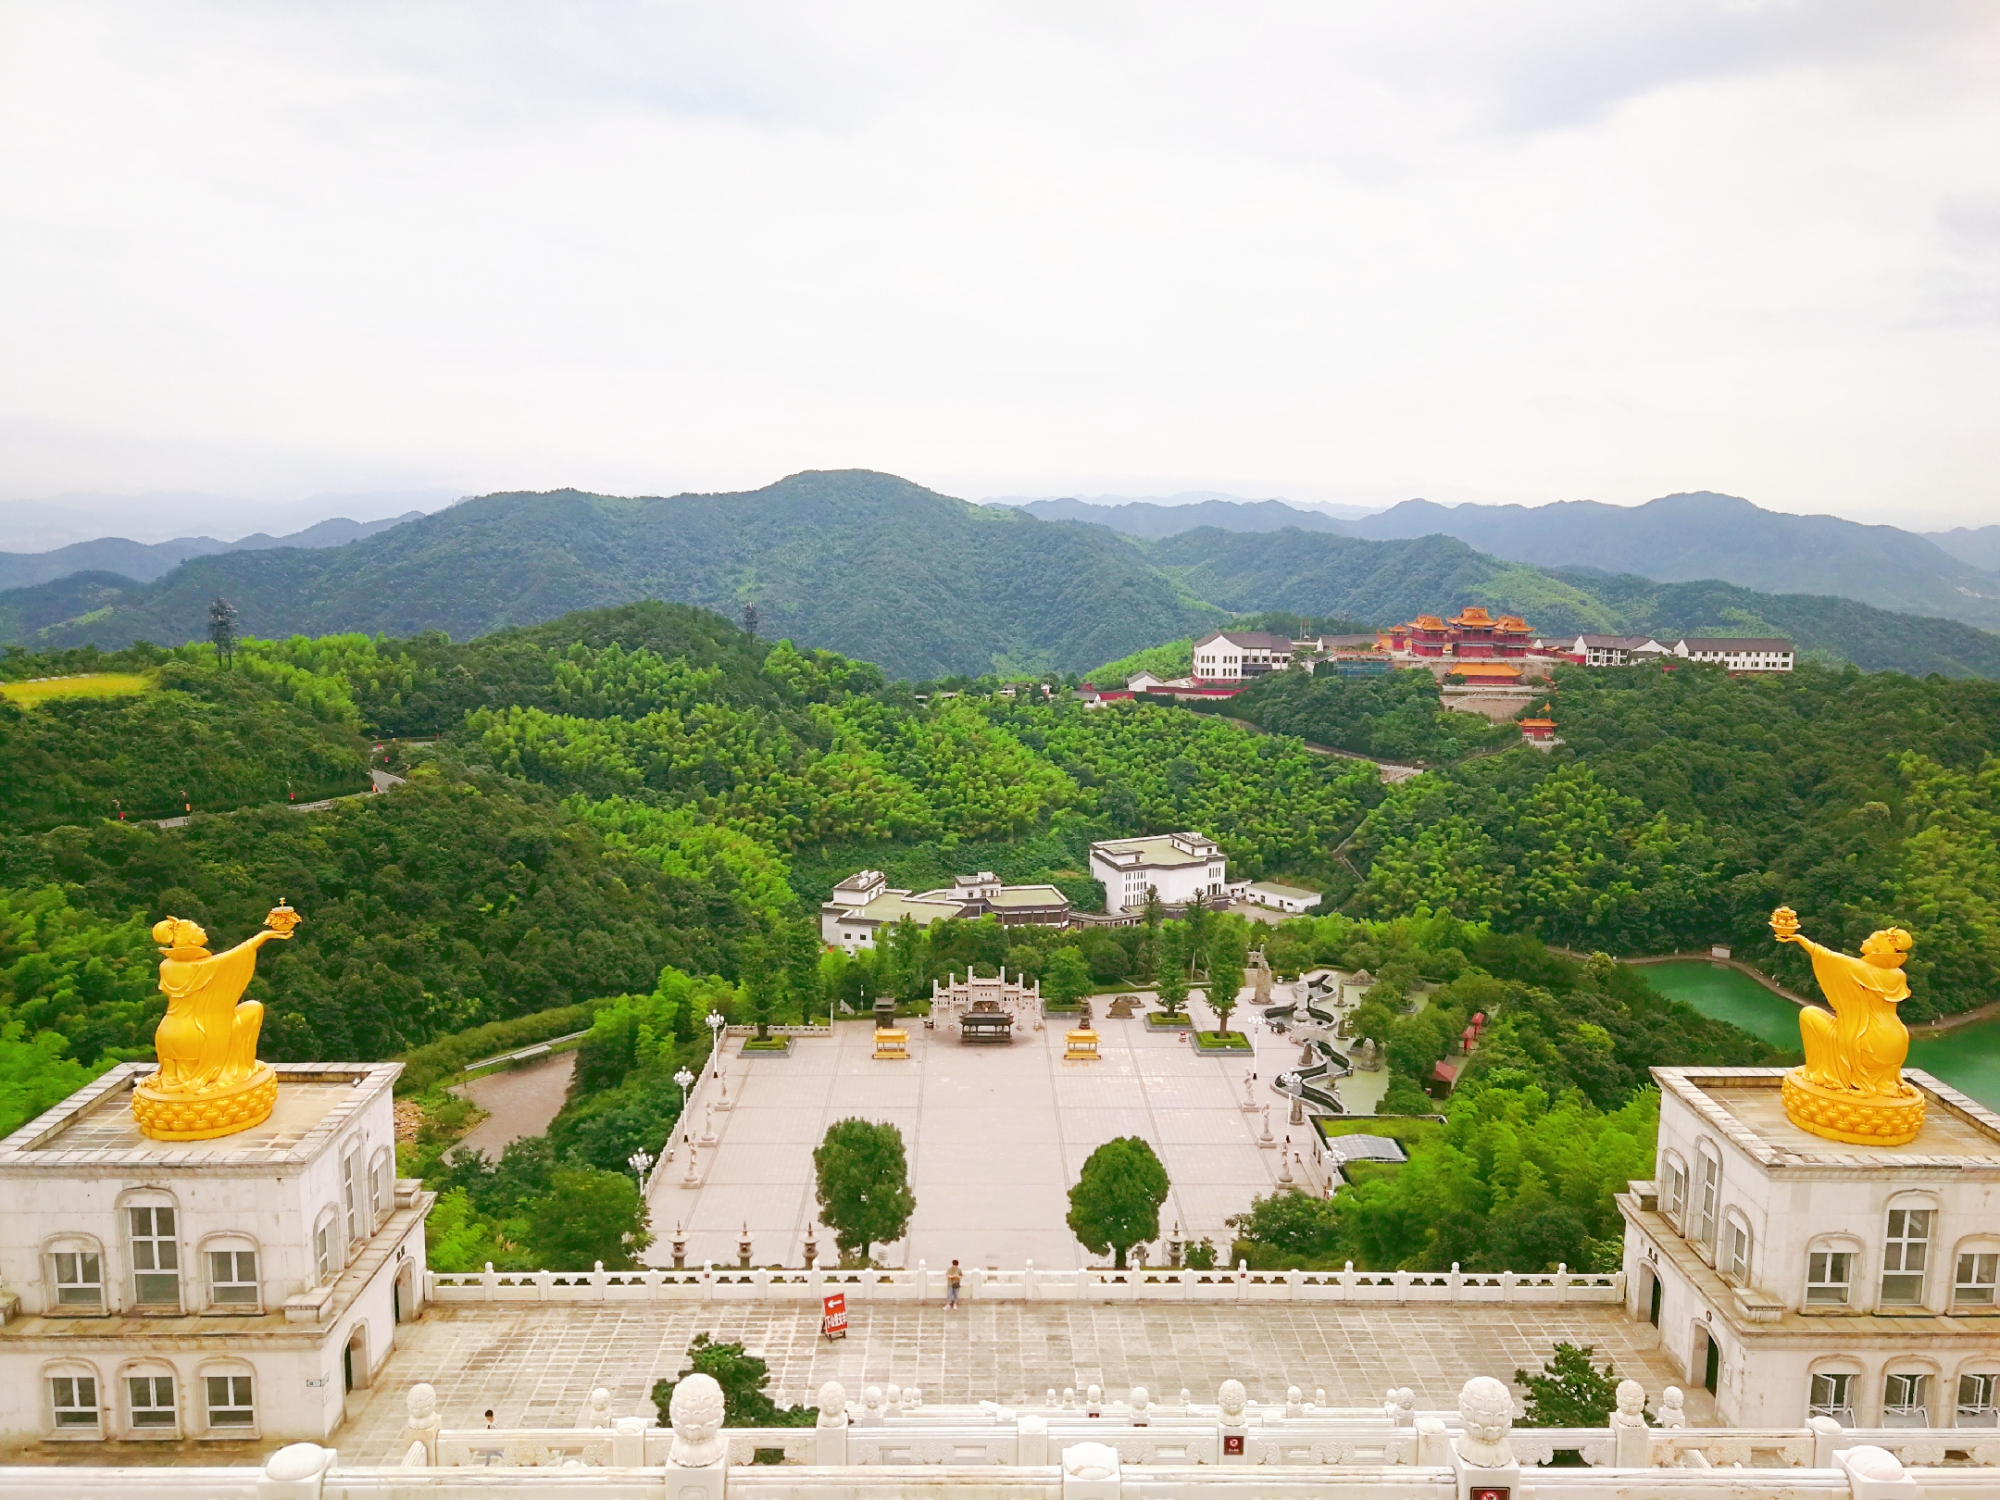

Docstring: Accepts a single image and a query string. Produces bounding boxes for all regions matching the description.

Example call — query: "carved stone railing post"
[531,1268,554,1303]
[1555,1263,1571,1303]
[589,1261,608,1297]
[1391,1268,1411,1305]
[481,1261,499,1302]
[1498,1269,1518,1301]
[1811,1415,1846,1469]
[914,1260,930,1305]
[612,1416,646,1467]
[258,1443,336,1500]
[1448,1263,1463,1304]
[1339,1260,1356,1299]
[754,1266,771,1299]
[1286,1267,1303,1300]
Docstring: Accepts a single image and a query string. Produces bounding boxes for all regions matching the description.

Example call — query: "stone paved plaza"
[651,1003,1308,1269]
[326,1301,1714,1462]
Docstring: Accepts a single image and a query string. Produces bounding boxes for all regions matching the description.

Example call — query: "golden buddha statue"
[1770,906,1924,1145]
[131,903,300,1140]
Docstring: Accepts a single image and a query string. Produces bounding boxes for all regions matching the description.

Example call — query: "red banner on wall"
[822,1291,847,1339]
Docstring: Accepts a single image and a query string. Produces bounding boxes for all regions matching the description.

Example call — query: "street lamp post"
[628,1149,654,1190]
[672,1067,696,1154]
[705,1011,726,1075]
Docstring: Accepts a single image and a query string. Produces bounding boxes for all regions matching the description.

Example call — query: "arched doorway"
[343,1324,370,1392]
[1644,1268,1662,1327]
[394,1260,417,1323]
[1691,1325,1720,1396]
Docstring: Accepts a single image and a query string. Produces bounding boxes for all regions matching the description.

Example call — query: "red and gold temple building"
[1381,606,1535,660]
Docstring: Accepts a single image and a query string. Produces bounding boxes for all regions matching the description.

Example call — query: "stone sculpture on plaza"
[1770,906,1925,1145]
[667,1373,727,1468]
[1454,1376,1516,1469]
[132,902,300,1140]
[1610,1379,1650,1467]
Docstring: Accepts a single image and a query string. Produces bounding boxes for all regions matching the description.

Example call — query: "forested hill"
[11,468,2000,679]
[16,472,1222,681]
[1138,529,2000,678]
[1348,492,2000,633]
[5,604,1998,1269]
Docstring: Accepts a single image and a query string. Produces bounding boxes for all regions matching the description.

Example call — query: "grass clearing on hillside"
[1,672,150,708]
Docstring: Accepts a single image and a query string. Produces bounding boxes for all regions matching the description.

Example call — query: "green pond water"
[1635,959,2000,1113]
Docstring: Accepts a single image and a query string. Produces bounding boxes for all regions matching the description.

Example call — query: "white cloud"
[0,1,1995,529]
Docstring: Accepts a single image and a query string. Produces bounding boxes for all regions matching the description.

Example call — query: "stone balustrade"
[426,1261,1624,1306]
[7,1375,1997,1500]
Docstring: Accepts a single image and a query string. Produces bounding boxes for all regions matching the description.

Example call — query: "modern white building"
[1673,638,1796,672]
[1244,881,1321,915]
[1088,832,1228,916]
[1190,631,1295,684]
[820,870,1071,951]
[1567,635,1668,667]
[1619,1066,2000,1430]
[0,1061,431,1447]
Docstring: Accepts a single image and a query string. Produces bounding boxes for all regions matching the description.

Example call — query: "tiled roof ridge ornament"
[1770,905,1925,1145]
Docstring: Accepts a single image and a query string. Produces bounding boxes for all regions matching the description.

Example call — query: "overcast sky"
[2,2,1997,530]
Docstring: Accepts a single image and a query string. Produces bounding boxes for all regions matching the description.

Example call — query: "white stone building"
[0,1061,431,1447]
[1673,637,1796,672]
[1088,833,1228,916]
[1190,631,1295,683]
[1244,881,1321,915]
[1566,635,1668,667]
[820,870,1071,951]
[1619,1067,2000,1430]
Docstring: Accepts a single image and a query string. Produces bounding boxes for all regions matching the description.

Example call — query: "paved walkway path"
[333,1300,1714,1461]
[452,1053,577,1162]
[650,1000,1305,1270]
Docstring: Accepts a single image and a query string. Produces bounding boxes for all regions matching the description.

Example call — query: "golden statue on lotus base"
[132,903,300,1141]
[1770,906,1924,1146]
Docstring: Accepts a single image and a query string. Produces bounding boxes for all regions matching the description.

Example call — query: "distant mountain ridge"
[7,473,1223,681]
[6,470,1999,680]
[0,511,426,590]
[1344,492,2000,633]
[1001,495,1351,539]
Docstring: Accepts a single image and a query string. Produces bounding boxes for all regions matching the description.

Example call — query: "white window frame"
[1883,1206,1933,1306]
[1693,1147,1720,1252]
[1959,1372,2000,1428]
[1883,1371,1932,1427]
[128,1205,180,1308]
[343,1150,363,1247]
[1806,1248,1853,1305]
[126,1370,178,1434]
[49,1372,101,1433]
[1660,1156,1686,1227]
[314,1210,337,1287]
[1955,1249,1999,1307]
[204,1371,256,1431]
[1724,1214,1752,1285]
[49,1244,104,1311]
[372,1149,395,1223]
[1809,1371,1856,1425]
[206,1246,260,1309]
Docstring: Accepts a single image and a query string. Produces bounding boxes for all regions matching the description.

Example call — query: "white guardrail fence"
[425,1262,1625,1305]
[4,1379,1997,1500]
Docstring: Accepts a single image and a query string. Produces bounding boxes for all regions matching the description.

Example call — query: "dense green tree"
[812,1118,916,1264]
[1204,924,1248,1037]
[521,1166,653,1268]
[1516,1344,1627,1428]
[1067,1136,1171,1269]
[1042,947,1094,1007]
[653,1335,814,1429]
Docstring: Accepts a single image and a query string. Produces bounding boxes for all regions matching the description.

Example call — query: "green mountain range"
[8,470,2000,679]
